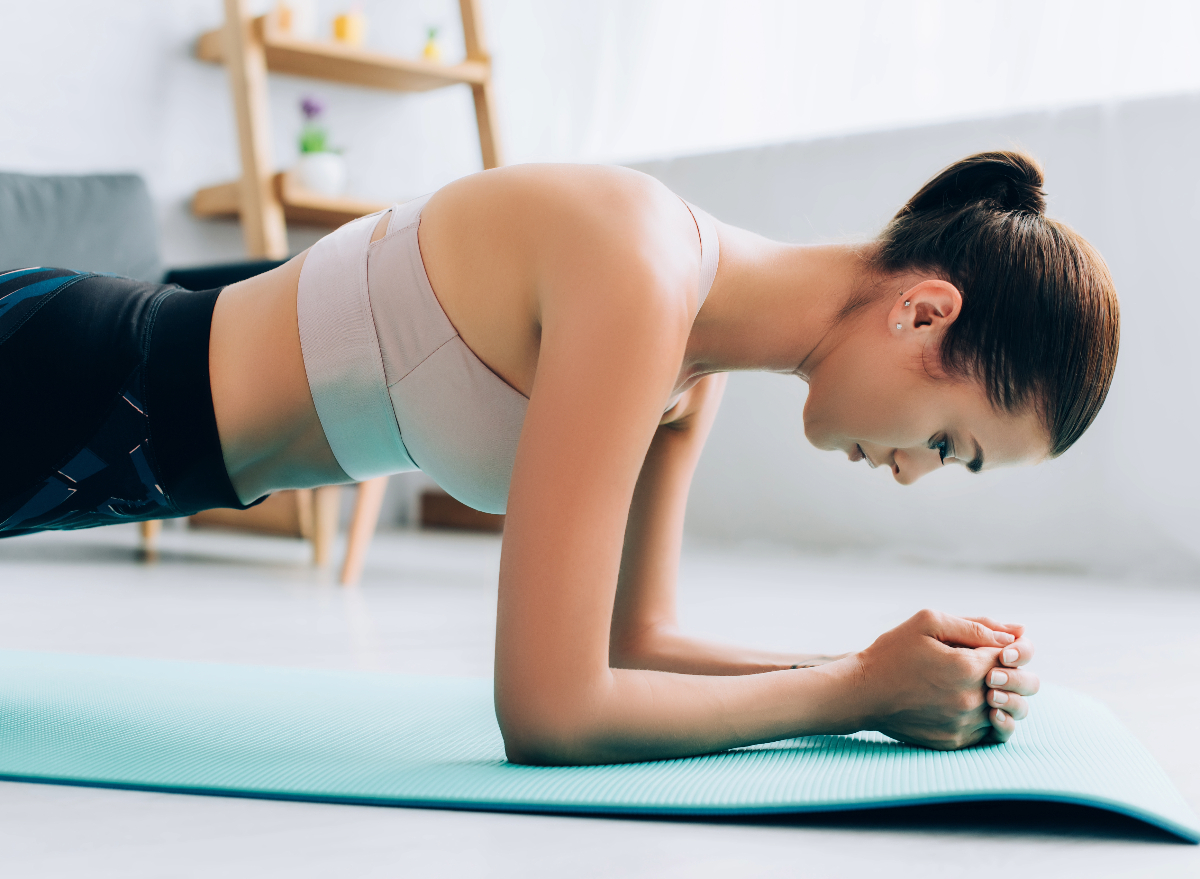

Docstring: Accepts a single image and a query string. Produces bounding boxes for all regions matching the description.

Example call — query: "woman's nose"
[892,448,941,485]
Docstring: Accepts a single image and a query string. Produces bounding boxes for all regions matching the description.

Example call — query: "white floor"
[0,525,1196,878]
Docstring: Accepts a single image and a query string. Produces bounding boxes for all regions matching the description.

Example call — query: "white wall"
[1,1,1198,574]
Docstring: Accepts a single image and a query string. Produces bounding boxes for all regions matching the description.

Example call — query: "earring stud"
[896,323,903,330]
[904,301,910,306]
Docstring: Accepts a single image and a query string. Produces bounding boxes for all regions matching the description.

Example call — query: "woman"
[0,151,1119,765]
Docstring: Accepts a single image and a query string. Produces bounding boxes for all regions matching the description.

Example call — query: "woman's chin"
[800,420,838,453]
[799,398,837,451]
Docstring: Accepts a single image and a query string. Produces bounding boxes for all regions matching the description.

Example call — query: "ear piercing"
[896,323,903,329]
[904,301,910,306]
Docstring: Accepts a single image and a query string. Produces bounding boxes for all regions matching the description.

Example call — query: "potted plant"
[295,96,346,196]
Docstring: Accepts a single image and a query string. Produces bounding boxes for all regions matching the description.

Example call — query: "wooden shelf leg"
[339,477,389,586]
[139,519,163,554]
[224,0,288,258]
[470,80,503,170]
[312,485,341,568]
[459,0,503,169]
[294,488,314,540]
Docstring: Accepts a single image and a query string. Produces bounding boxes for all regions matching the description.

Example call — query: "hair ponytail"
[873,150,1119,457]
[900,151,1047,218]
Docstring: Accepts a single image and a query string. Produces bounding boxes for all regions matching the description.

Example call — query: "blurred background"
[3,0,1199,577]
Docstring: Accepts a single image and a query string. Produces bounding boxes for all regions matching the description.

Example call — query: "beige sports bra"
[297,193,720,515]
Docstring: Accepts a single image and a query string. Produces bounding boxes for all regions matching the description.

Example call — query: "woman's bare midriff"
[208,247,348,502]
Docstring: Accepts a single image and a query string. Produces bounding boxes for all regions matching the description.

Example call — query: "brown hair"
[872,150,1120,457]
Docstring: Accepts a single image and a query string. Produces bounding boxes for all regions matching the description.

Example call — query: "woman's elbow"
[502,733,571,766]
[496,694,606,766]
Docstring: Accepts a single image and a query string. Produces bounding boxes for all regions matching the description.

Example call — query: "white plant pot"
[296,152,347,197]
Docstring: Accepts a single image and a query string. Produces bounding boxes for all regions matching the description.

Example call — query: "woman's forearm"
[610,626,850,675]
[498,611,1032,766]
[502,657,867,766]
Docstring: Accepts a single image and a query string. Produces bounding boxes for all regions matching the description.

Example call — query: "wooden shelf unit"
[192,0,501,258]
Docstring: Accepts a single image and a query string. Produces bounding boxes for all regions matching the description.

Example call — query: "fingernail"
[995,632,1015,644]
[1002,647,1019,664]
[989,669,1008,687]
[995,709,1009,723]
[992,689,1009,704]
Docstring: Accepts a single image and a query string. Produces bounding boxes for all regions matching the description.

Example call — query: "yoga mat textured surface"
[0,651,1195,842]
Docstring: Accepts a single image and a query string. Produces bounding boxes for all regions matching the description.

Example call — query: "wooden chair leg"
[294,488,314,540]
[339,476,389,586]
[312,485,341,567]
[139,519,163,553]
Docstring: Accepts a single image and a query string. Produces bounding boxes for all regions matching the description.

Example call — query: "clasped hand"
[853,609,1039,749]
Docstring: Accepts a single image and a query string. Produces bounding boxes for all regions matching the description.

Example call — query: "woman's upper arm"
[493,246,693,742]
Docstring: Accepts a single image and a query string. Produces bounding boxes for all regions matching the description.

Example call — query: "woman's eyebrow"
[967,437,984,473]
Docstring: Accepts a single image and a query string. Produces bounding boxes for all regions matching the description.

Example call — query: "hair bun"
[902,151,1046,217]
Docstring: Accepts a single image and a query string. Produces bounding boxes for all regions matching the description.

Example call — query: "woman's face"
[802,280,1049,484]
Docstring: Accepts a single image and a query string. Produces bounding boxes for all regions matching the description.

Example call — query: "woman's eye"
[932,438,949,463]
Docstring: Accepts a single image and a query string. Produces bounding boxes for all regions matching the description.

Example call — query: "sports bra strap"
[683,200,720,310]
[385,193,434,237]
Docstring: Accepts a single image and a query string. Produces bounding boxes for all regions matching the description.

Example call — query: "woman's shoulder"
[432,162,680,217]
[418,165,706,362]
[427,164,701,295]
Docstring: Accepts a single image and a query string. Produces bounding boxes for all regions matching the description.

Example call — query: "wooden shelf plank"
[192,172,390,228]
[192,179,241,217]
[275,172,391,226]
[196,15,489,93]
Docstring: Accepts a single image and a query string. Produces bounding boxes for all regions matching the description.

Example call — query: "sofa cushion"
[0,171,161,282]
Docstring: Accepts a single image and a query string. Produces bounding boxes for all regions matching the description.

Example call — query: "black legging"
[0,268,255,537]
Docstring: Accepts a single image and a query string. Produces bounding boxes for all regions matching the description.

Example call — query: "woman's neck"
[684,223,874,382]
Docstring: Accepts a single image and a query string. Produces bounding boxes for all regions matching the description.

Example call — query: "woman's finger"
[925,611,1017,649]
[988,706,1016,742]
[987,689,1029,721]
[964,616,1025,639]
[996,636,1035,667]
[986,666,1040,696]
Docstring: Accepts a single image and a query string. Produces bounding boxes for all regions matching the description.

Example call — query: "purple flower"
[301,96,324,119]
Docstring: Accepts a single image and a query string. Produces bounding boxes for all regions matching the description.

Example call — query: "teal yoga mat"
[0,650,1195,842]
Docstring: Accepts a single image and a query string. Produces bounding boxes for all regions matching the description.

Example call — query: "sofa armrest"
[163,259,287,291]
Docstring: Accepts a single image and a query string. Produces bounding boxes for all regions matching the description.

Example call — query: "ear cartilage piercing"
[896,323,903,330]
[904,301,910,306]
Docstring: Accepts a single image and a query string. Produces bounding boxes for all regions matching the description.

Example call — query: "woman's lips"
[852,444,877,468]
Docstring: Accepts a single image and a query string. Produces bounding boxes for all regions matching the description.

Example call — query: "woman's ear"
[889,280,962,336]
